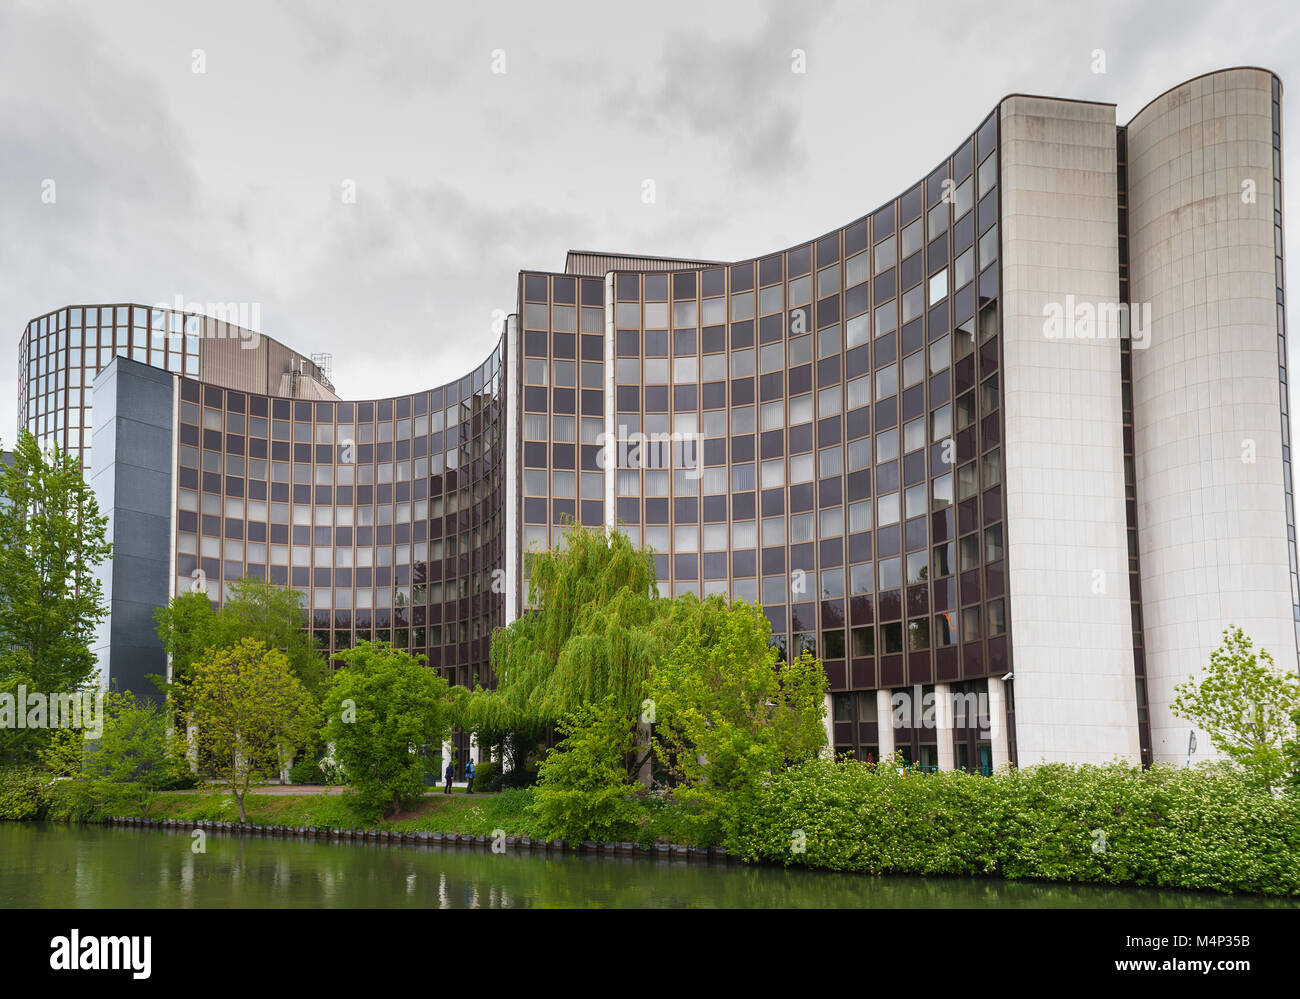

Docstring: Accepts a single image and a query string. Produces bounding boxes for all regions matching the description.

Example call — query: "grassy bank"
[145,788,548,839]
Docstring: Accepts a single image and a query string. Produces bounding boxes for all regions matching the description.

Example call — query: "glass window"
[933,541,954,577]
[847,375,870,410]
[816,264,840,300]
[761,400,784,430]
[932,472,953,511]
[875,363,897,400]
[903,417,924,454]
[900,218,923,258]
[760,342,783,373]
[931,404,951,443]
[848,500,872,533]
[845,251,868,288]
[818,385,841,418]
[984,523,1004,563]
[877,492,900,527]
[876,428,898,463]
[929,268,948,305]
[874,236,896,273]
[789,453,814,483]
[908,617,930,651]
[789,334,813,366]
[761,458,785,488]
[790,394,813,424]
[929,335,950,374]
[761,516,785,547]
[988,598,1007,636]
[982,448,1001,489]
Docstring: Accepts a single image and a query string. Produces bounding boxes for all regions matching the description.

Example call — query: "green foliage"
[731,757,1300,896]
[529,699,642,842]
[451,684,549,781]
[1172,626,1300,792]
[289,757,329,785]
[41,691,182,818]
[649,597,828,841]
[151,591,222,689]
[0,431,112,763]
[321,641,453,816]
[0,765,52,820]
[1287,708,1300,794]
[174,638,321,822]
[472,759,502,792]
[490,522,691,727]
[154,577,328,697]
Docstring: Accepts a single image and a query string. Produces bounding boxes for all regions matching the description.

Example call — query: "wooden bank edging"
[101,816,735,864]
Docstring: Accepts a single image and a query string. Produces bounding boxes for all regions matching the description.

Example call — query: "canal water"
[1,822,1291,908]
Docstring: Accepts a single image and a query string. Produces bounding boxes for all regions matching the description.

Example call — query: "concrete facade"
[1126,68,1300,764]
[998,96,1143,763]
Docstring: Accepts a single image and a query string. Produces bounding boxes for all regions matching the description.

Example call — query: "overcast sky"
[2,0,1299,444]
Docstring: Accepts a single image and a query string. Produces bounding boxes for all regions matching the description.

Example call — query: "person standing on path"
[443,758,455,794]
[464,759,476,795]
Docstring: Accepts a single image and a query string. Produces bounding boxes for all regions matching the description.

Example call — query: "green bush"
[472,759,501,792]
[501,766,538,790]
[0,766,52,820]
[529,702,641,843]
[731,756,1300,896]
[289,757,328,785]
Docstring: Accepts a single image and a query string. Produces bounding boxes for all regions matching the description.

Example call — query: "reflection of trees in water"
[3,825,1283,909]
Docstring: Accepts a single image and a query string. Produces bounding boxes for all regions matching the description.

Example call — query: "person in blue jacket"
[443,759,455,794]
[464,759,476,794]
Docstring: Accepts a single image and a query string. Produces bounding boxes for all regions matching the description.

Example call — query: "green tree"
[154,576,328,697]
[1286,708,1300,794]
[0,432,112,763]
[152,590,222,686]
[1172,626,1300,793]
[649,597,828,841]
[529,698,642,842]
[42,691,181,818]
[175,638,320,822]
[489,521,698,781]
[321,641,452,816]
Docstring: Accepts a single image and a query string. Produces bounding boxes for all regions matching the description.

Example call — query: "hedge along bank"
[731,759,1300,896]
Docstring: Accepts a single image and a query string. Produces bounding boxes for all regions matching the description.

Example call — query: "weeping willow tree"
[486,521,698,782]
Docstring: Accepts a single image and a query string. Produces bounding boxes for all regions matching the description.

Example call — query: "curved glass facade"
[518,110,1007,761]
[31,68,1300,769]
[172,340,507,694]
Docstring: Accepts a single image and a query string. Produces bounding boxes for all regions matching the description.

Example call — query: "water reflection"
[1,823,1292,910]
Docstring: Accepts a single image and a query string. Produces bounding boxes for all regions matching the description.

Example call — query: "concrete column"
[987,678,1011,769]
[875,689,895,760]
[934,683,954,771]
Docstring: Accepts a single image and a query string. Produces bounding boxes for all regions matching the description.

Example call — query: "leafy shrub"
[289,757,328,785]
[0,766,51,820]
[731,756,1300,896]
[501,766,538,790]
[472,759,501,792]
[529,701,641,843]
